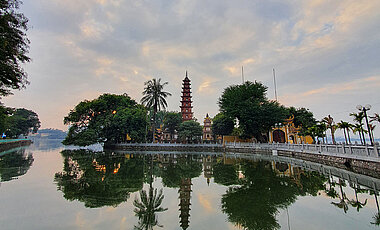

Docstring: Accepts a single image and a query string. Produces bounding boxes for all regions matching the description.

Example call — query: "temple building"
[202,114,214,142]
[269,116,313,144]
[180,72,193,121]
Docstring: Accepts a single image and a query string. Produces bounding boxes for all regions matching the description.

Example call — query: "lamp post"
[357,104,373,146]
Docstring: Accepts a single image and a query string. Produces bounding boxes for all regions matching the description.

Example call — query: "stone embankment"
[0,139,32,152]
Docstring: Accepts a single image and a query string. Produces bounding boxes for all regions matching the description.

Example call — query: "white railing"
[224,142,380,159]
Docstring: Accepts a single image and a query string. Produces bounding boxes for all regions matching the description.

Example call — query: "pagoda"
[202,113,213,142]
[178,177,192,229]
[180,71,193,121]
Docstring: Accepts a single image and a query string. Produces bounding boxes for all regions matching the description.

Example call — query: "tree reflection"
[213,162,239,186]
[134,155,168,229]
[221,160,326,230]
[54,149,144,208]
[0,148,33,182]
[331,179,349,213]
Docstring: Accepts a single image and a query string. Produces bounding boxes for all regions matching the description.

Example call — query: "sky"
[3,0,380,138]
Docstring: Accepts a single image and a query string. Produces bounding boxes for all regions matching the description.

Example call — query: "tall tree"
[5,108,40,138]
[350,112,366,145]
[141,78,172,142]
[0,0,30,96]
[218,81,288,141]
[211,113,234,136]
[337,121,353,145]
[163,112,182,141]
[63,93,147,146]
[178,120,202,143]
[287,107,316,135]
[322,115,336,144]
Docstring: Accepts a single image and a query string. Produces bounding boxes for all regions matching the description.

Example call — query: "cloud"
[2,0,379,134]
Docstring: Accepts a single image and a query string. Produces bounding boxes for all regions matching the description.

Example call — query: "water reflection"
[0,147,34,183]
[54,150,380,229]
[54,149,145,208]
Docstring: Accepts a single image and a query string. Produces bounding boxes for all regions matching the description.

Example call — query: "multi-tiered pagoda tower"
[180,72,193,121]
[178,178,192,230]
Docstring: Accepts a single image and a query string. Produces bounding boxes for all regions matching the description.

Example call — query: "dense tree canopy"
[0,0,30,96]
[178,120,203,143]
[63,93,147,146]
[163,112,182,140]
[5,108,40,138]
[212,113,234,136]
[287,107,317,134]
[219,81,288,141]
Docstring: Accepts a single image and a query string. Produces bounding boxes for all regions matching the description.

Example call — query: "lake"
[0,139,379,230]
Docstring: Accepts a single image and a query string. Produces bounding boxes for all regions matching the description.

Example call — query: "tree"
[63,93,147,146]
[141,78,172,142]
[350,112,366,145]
[337,121,353,144]
[322,115,336,144]
[287,107,316,135]
[218,81,288,141]
[0,0,31,96]
[5,108,40,138]
[211,113,234,136]
[178,120,202,143]
[371,113,380,123]
[304,122,326,144]
[163,112,182,141]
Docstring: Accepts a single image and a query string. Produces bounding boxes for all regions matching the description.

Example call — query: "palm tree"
[331,179,349,213]
[350,112,366,145]
[141,78,172,142]
[134,188,167,230]
[322,115,336,144]
[134,155,168,229]
[370,113,380,123]
[352,123,364,145]
[348,184,367,212]
[337,121,353,145]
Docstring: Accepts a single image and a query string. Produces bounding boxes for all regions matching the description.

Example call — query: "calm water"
[0,139,379,230]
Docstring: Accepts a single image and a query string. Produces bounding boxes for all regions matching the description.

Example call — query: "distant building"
[180,72,193,121]
[202,114,214,142]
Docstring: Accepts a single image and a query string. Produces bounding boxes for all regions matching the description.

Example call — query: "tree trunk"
[361,128,366,145]
[343,129,348,144]
[347,128,351,145]
[331,128,336,144]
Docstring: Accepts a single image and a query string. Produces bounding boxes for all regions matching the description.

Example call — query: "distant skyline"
[3,0,380,138]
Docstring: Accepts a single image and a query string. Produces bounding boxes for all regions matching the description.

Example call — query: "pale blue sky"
[4,0,380,138]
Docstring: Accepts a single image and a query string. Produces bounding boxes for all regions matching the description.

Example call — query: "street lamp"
[357,104,373,146]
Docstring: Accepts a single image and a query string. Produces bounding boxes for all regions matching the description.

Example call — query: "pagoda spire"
[180,72,193,121]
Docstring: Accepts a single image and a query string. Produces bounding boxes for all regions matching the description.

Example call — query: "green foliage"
[305,122,326,143]
[287,107,317,134]
[0,0,30,96]
[219,81,288,141]
[54,149,145,208]
[5,108,40,138]
[163,112,182,138]
[63,93,147,146]
[212,113,234,136]
[178,120,203,143]
[140,78,171,141]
